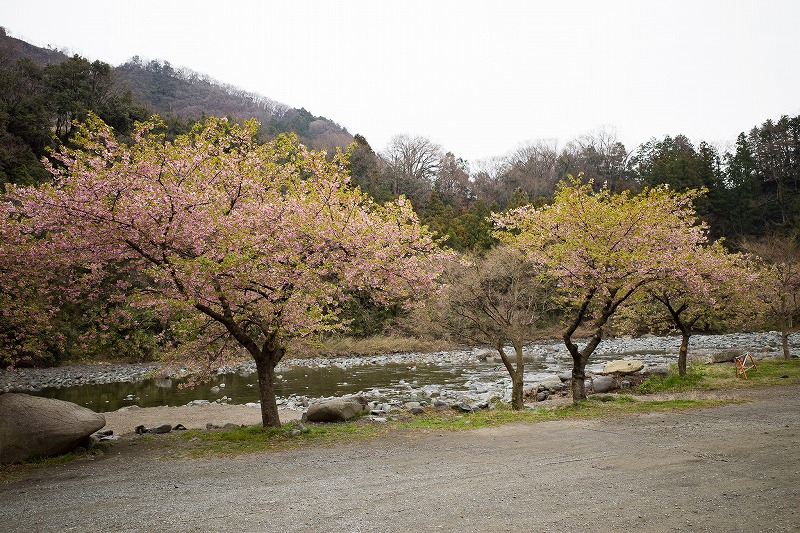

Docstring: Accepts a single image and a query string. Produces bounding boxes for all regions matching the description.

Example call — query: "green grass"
[395,396,726,432]
[173,419,387,457]
[637,358,800,394]
[167,394,728,458]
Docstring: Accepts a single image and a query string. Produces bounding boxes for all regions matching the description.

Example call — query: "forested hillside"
[114,57,352,152]
[0,28,351,186]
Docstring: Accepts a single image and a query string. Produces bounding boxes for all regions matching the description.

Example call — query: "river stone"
[710,351,739,363]
[149,424,172,434]
[453,402,473,413]
[305,396,369,422]
[474,348,493,361]
[538,375,566,392]
[0,393,106,464]
[603,360,644,375]
[592,375,617,393]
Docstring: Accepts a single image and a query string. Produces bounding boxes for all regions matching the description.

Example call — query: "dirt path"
[2,385,799,532]
[100,403,302,434]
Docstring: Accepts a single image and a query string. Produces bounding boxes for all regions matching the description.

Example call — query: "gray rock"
[453,402,473,413]
[649,366,670,376]
[475,348,493,361]
[558,371,573,382]
[592,375,617,393]
[710,351,739,363]
[603,360,644,375]
[0,393,106,464]
[148,424,172,434]
[409,406,425,415]
[536,392,549,402]
[305,396,369,422]
[537,375,565,392]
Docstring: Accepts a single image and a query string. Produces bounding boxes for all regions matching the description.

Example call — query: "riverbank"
[2,331,795,395]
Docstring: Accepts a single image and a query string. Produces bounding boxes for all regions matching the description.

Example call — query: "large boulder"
[536,375,565,392]
[305,396,369,423]
[591,375,617,393]
[0,393,106,464]
[603,360,644,375]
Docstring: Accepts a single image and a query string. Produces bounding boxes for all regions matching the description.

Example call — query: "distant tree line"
[345,119,800,250]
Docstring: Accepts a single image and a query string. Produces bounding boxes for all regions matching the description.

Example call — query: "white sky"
[4,1,800,163]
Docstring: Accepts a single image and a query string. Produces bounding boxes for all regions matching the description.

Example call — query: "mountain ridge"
[0,27,353,151]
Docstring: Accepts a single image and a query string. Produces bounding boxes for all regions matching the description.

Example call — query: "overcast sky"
[4,1,800,163]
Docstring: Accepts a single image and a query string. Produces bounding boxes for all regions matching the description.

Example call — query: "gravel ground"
[100,403,302,434]
[1,385,798,532]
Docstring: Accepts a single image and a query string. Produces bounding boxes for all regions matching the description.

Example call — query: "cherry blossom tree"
[9,114,447,427]
[743,235,800,359]
[494,178,708,401]
[615,241,756,375]
[0,201,64,367]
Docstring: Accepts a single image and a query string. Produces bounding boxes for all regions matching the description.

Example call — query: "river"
[1,331,795,412]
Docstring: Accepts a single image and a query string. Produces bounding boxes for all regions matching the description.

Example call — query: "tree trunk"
[678,331,690,377]
[497,340,525,410]
[571,364,586,401]
[511,370,524,410]
[780,313,790,360]
[254,353,282,428]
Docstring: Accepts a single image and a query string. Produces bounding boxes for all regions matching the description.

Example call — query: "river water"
[6,331,796,412]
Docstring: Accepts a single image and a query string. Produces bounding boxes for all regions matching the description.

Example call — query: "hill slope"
[0,28,352,151]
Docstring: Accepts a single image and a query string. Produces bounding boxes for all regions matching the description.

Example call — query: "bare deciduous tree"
[441,246,555,409]
[381,134,443,204]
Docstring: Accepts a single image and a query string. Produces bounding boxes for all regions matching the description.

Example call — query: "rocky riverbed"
[1,332,796,413]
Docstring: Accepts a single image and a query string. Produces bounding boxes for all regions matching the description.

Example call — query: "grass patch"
[637,358,800,394]
[637,365,706,393]
[168,395,727,457]
[396,395,725,432]
[702,358,800,387]
[173,419,386,457]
